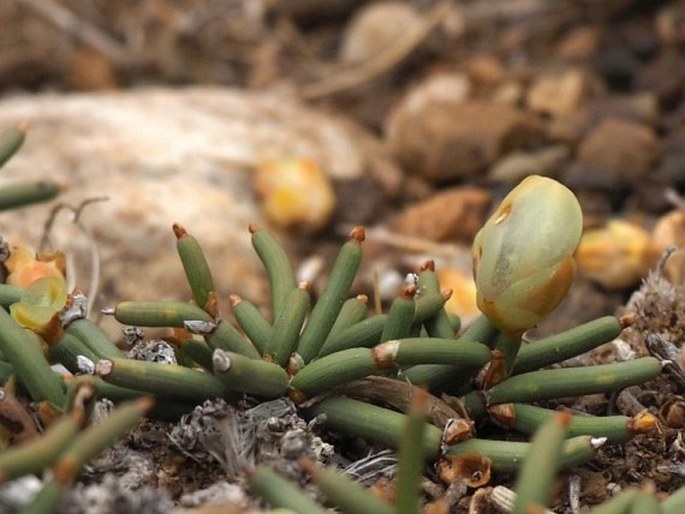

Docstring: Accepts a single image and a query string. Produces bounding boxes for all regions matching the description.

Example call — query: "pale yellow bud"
[472,175,583,336]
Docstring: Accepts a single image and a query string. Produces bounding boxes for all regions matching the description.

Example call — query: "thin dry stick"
[15,0,129,65]
[300,0,454,99]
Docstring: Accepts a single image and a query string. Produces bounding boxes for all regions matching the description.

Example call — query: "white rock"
[0,87,390,333]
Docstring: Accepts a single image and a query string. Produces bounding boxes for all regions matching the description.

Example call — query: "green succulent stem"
[0,124,26,168]
[0,307,65,406]
[512,412,570,514]
[418,261,458,338]
[290,348,378,399]
[229,295,272,354]
[398,314,500,391]
[296,227,364,363]
[173,223,216,312]
[662,485,685,514]
[303,396,442,460]
[0,410,84,483]
[212,349,289,398]
[65,318,124,359]
[205,320,260,358]
[491,403,654,444]
[264,284,310,366]
[447,435,603,472]
[321,295,369,351]
[48,333,100,374]
[299,458,395,514]
[513,316,624,375]
[53,397,153,487]
[396,390,428,514]
[249,466,329,514]
[250,224,297,320]
[483,357,662,406]
[380,286,416,343]
[113,301,214,328]
[95,357,228,402]
[318,314,387,356]
[0,181,60,211]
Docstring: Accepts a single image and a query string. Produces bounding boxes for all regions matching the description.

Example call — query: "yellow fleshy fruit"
[576,219,657,290]
[10,276,68,334]
[253,157,336,233]
[472,175,583,337]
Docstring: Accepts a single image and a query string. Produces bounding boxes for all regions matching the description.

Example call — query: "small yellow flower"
[472,175,583,337]
[10,276,68,337]
[5,246,65,288]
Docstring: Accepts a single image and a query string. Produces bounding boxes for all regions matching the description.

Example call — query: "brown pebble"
[527,69,590,116]
[577,118,661,183]
[389,186,491,242]
[386,100,540,181]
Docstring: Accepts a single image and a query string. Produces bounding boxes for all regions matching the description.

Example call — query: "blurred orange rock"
[390,186,490,242]
[527,69,589,116]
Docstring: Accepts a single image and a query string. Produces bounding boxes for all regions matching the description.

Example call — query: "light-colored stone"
[386,100,540,181]
[577,117,661,182]
[400,72,471,115]
[0,87,393,331]
[339,1,420,63]
[527,69,589,116]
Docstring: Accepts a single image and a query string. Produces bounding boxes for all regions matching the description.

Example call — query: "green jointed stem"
[66,318,124,359]
[493,332,521,378]
[96,357,228,402]
[290,348,378,398]
[264,284,310,366]
[413,291,451,322]
[0,411,83,483]
[513,316,623,375]
[178,339,214,370]
[0,125,26,168]
[395,392,428,514]
[296,227,363,363]
[205,320,260,358]
[0,181,60,212]
[0,284,22,307]
[418,263,458,338]
[512,412,570,514]
[52,397,153,487]
[300,458,394,514]
[212,349,289,398]
[318,314,387,356]
[628,492,661,513]
[173,224,216,311]
[662,486,685,514]
[113,301,213,328]
[250,225,297,320]
[446,435,601,472]
[400,314,500,391]
[380,289,416,343]
[0,307,65,406]
[249,466,329,514]
[48,333,100,374]
[230,295,272,354]
[485,357,662,405]
[495,403,640,444]
[321,295,369,351]
[585,488,640,514]
[303,397,442,460]
[374,338,491,368]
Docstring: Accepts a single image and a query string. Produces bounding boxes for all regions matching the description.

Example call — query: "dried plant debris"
[60,474,172,514]
[168,398,333,481]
